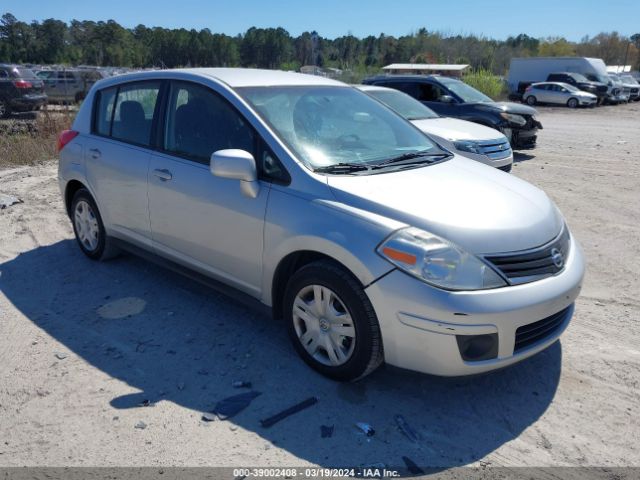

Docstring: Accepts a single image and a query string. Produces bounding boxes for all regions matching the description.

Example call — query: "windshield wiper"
[373,151,452,168]
[313,162,371,174]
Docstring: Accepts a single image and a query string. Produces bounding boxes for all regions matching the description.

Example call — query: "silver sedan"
[524,82,597,107]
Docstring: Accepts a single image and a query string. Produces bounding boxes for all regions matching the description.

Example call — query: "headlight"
[377,227,507,290]
[453,140,482,154]
[500,112,526,126]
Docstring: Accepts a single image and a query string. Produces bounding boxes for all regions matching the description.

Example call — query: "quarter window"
[164,82,254,163]
[94,87,117,137]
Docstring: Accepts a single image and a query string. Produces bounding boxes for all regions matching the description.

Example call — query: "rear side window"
[94,87,118,136]
[94,81,161,146]
[164,81,254,163]
[14,68,36,79]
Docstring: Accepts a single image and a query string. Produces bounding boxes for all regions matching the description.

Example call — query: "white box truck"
[508,57,611,102]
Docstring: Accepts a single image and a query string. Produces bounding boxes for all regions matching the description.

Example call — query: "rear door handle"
[89,148,101,159]
[152,169,173,181]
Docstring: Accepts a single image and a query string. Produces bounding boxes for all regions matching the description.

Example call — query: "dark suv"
[546,72,608,103]
[363,74,541,149]
[0,64,47,117]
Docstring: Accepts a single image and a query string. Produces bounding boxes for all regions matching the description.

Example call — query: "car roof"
[93,68,346,89]
[355,84,395,92]
[364,74,449,82]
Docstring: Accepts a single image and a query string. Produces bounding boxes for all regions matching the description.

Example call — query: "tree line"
[1,12,639,76]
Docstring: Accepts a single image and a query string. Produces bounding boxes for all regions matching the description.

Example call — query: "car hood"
[326,156,563,254]
[411,117,505,142]
[470,101,538,115]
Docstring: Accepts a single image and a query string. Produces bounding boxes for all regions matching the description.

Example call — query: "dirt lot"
[0,103,639,471]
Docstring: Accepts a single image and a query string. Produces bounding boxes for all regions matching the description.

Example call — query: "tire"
[0,98,10,118]
[283,260,383,381]
[526,95,537,106]
[70,189,119,261]
[567,98,579,108]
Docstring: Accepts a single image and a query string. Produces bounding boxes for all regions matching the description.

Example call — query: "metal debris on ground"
[394,414,420,443]
[321,425,334,438]
[211,391,262,421]
[401,456,424,475]
[260,397,318,428]
[232,381,252,389]
[134,421,147,429]
[355,422,375,437]
[0,194,22,210]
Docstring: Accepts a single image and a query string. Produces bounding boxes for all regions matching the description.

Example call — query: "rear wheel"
[526,95,537,106]
[0,99,10,118]
[283,260,383,381]
[70,189,119,261]
[567,98,579,108]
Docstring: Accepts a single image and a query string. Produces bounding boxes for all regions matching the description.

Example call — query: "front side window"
[239,86,444,170]
[438,77,493,103]
[164,81,254,163]
[111,82,160,146]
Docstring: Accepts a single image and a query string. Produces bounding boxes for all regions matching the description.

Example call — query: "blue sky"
[4,0,639,40]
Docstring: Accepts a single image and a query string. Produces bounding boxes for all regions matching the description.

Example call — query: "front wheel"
[283,260,383,381]
[526,95,537,106]
[567,98,579,108]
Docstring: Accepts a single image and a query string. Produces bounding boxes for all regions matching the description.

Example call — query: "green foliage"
[1,11,639,72]
[462,69,505,100]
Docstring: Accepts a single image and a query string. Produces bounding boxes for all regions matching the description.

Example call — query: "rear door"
[147,80,270,296]
[83,81,163,248]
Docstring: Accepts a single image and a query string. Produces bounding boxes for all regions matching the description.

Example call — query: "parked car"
[610,73,639,101]
[0,64,47,117]
[523,82,597,108]
[508,57,610,102]
[607,75,630,104]
[58,68,584,381]
[362,74,541,150]
[545,73,608,103]
[42,69,105,103]
[357,85,513,171]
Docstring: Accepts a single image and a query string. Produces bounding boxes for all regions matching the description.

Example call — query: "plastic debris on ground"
[260,397,318,428]
[402,456,424,475]
[0,194,22,210]
[321,425,334,438]
[207,391,262,421]
[355,422,375,436]
[54,352,68,360]
[134,421,147,429]
[394,414,420,443]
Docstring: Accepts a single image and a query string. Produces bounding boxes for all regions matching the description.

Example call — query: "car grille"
[514,305,572,352]
[476,138,512,160]
[484,227,570,285]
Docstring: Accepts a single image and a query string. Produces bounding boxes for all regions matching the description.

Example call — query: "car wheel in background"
[0,99,10,118]
[70,189,120,261]
[567,98,579,108]
[283,260,384,381]
[526,95,537,106]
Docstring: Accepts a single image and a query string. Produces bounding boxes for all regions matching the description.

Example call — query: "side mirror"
[210,149,260,198]
[439,95,456,104]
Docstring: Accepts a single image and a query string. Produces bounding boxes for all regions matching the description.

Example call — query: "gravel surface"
[0,102,638,469]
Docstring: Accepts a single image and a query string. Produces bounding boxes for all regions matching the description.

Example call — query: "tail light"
[14,80,33,89]
[57,130,79,152]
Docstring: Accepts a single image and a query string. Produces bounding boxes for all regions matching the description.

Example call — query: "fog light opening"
[456,333,499,362]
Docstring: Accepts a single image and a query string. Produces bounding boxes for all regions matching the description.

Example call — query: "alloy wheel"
[74,200,100,251]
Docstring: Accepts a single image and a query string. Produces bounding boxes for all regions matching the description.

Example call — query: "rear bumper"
[10,95,48,111]
[365,235,585,376]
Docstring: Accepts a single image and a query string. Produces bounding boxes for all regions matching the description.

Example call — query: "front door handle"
[89,148,101,159]
[152,169,173,181]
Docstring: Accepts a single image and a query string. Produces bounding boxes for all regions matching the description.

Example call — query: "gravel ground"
[0,102,638,470]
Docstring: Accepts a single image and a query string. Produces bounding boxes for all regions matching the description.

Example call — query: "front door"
[147,80,269,296]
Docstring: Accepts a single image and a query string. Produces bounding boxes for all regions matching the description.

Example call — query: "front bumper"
[365,235,585,376]
[579,97,597,106]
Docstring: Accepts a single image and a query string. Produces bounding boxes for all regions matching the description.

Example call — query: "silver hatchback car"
[58,68,585,381]
[524,82,598,108]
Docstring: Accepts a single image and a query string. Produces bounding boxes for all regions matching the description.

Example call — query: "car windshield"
[585,73,609,84]
[621,75,638,84]
[570,73,589,82]
[437,77,493,103]
[238,86,446,169]
[563,83,580,92]
[12,67,37,79]
[365,88,439,120]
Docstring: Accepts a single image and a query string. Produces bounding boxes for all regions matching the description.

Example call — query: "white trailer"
[507,57,609,93]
